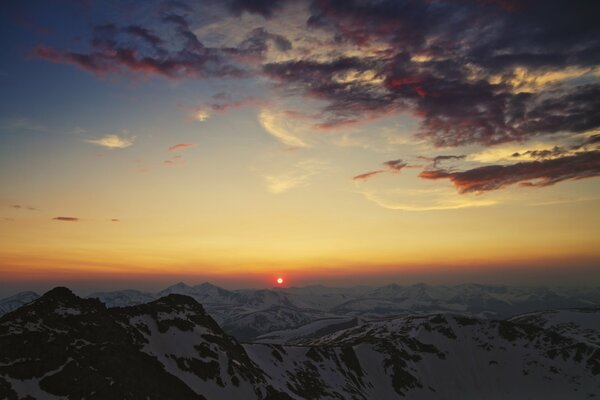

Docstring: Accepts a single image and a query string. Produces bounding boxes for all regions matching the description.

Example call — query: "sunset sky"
[1,0,599,295]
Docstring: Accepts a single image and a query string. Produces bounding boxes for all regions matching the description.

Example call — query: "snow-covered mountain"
[81,282,600,340]
[0,291,39,316]
[510,308,600,346]
[4,282,598,340]
[0,288,598,399]
[87,288,156,307]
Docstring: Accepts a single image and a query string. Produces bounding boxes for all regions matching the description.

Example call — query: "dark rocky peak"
[114,294,223,335]
[151,293,206,310]
[43,286,76,298]
[2,287,105,321]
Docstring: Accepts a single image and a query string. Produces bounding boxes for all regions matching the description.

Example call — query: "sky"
[1,0,599,295]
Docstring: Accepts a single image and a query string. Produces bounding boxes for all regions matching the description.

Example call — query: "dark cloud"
[419,151,600,193]
[512,134,600,160]
[124,25,164,50]
[33,12,263,79]
[52,217,80,221]
[238,28,292,58]
[32,0,600,181]
[512,147,564,160]
[354,158,408,181]
[418,155,466,169]
[383,159,407,172]
[33,7,295,80]
[262,0,600,146]
[227,0,286,18]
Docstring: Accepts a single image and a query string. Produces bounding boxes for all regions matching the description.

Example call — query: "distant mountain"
[0,291,39,316]
[0,288,598,399]
[87,289,156,307]
[4,283,598,341]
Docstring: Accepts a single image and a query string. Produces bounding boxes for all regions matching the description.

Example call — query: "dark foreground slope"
[0,288,598,399]
[0,288,289,400]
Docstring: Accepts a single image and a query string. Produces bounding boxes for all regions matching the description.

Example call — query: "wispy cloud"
[163,155,185,167]
[52,217,79,222]
[86,133,135,149]
[10,204,36,211]
[258,109,309,148]
[264,159,327,193]
[359,188,497,212]
[352,170,385,181]
[167,143,195,152]
[0,117,46,133]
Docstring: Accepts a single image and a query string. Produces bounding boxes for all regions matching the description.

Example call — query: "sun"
[276,277,284,285]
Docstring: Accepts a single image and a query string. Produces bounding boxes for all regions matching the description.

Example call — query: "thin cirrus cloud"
[10,204,36,211]
[358,187,497,212]
[264,160,327,193]
[86,134,134,149]
[163,155,185,167]
[167,143,195,152]
[258,109,309,148]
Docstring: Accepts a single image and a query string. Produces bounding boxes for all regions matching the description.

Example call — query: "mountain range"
[0,287,598,399]
[2,282,600,341]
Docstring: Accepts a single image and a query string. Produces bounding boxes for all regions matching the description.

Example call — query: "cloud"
[353,158,408,181]
[110,218,120,222]
[86,134,134,149]
[167,143,195,152]
[352,170,384,181]
[258,0,600,149]
[264,159,327,193]
[418,155,466,169]
[32,8,295,80]
[258,109,309,148]
[382,159,407,172]
[29,0,600,194]
[52,217,80,222]
[0,117,46,133]
[358,188,497,211]
[238,27,292,58]
[419,151,600,193]
[187,95,266,122]
[32,12,248,79]
[163,155,185,167]
[10,204,36,211]
[194,109,211,121]
[227,0,287,18]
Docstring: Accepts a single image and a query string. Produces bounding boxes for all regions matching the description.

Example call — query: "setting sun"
[277,278,284,285]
